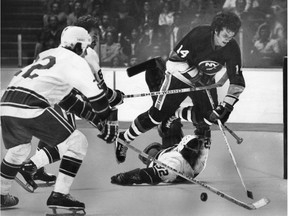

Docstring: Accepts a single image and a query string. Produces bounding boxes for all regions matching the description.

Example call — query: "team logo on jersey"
[197,60,223,76]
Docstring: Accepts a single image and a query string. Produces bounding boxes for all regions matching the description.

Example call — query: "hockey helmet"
[60,26,91,52]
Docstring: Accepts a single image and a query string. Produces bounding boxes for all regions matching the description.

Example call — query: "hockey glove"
[209,103,233,124]
[209,95,239,124]
[97,108,118,143]
[106,88,125,107]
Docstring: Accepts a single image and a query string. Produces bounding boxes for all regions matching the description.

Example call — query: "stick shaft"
[203,87,243,144]
[204,88,252,198]
[217,120,253,199]
[223,124,243,144]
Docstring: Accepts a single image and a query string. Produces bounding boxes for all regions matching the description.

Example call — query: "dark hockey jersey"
[172,25,245,88]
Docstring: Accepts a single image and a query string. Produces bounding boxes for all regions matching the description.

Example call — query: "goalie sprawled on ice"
[111,135,208,185]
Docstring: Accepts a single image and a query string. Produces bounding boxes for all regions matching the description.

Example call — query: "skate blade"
[46,206,86,216]
[36,180,56,187]
[15,176,36,193]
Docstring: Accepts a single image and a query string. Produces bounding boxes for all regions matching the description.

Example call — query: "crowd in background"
[35,0,287,68]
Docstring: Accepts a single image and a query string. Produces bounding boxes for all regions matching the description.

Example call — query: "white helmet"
[60,26,91,52]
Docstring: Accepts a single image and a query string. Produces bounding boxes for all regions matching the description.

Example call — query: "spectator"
[138,1,155,26]
[178,0,199,24]
[67,1,85,26]
[116,10,138,37]
[111,0,138,19]
[128,55,139,67]
[100,31,121,66]
[99,12,117,44]
[151,26,170,59]
[90,2,103,17]
[62,0,75,16]
[111,55,124,67]
[170,12,190,47]
[43,2,67,28]
[138,18,157,60]
[222,0,252,16]
[158,1,174,27]
[120,28,142,63]
[250,23,281,66]
[34,15,64,58]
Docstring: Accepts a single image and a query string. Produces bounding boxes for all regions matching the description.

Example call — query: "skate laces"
[65,194,78,202]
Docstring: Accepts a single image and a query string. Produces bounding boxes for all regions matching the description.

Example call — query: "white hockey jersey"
[84,47,106,89]
[149,140,209,183]
[1,47,103,118]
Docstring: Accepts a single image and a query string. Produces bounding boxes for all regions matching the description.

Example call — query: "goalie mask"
[179,135,201,168]
[60,26,91,55]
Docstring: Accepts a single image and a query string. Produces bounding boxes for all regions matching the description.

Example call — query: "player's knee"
[148,106,165,123]
[57,130,88,160]
[135,108,163,132]
[5,143,31,164]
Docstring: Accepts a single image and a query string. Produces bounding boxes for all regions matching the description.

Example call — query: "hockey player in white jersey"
[17,15,124,193]
[0,26,115,213]
[111,135,209,185]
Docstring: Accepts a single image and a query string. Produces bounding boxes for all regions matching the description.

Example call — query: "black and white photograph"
[1,0,287,215]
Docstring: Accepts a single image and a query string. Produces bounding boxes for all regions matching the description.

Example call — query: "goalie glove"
[97,108,118,143]
[209,95,239,124]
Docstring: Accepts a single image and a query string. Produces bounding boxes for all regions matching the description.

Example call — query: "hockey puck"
[200,192,208,201]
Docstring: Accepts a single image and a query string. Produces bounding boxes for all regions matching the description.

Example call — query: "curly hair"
[74,15,99,32]
[211,11,242,35]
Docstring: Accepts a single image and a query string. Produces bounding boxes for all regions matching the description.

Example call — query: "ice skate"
[115,132,128,163]
[34,167,56,187]
[16,160,38,192]
[0,194,19,208]
[46,191,85,216]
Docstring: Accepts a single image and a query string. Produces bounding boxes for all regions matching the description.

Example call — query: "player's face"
[214,27,235,47]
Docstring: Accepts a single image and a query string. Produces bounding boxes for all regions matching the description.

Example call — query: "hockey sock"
[175,106,194,122]
[30,149,51,169]
[124,111,160,142]
[0,160,21,194]
[36,141,61,163]
[54,155,82,194]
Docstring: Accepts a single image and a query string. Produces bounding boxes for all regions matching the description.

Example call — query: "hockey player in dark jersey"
[115,11,245,164]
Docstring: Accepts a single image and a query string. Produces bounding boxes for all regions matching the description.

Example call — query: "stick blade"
[247,190,254,199]
[127,57,162,77]
[251,198,270,209]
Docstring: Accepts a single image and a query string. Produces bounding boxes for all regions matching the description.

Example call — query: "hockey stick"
[223,124,243,144]
[217,119,254,199]
[203,88,253,199]
[124,74,227,99]
[124,142,270,210]
[201,84,244,144]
